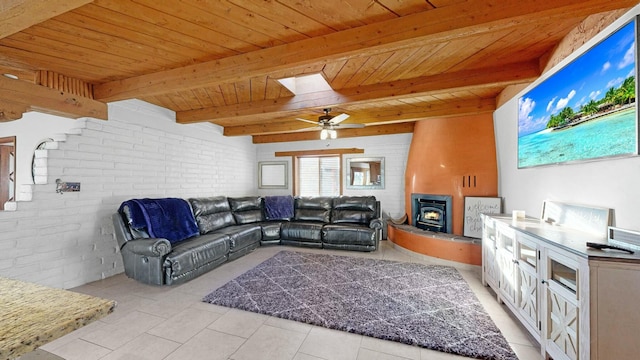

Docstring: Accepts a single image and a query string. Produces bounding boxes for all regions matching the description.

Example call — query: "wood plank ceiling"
[0,0,636,143]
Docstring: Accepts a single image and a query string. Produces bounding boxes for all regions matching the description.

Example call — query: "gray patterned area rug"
[202,251,518,360]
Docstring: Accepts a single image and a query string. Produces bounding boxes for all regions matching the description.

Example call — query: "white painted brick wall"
[0,100,256,289]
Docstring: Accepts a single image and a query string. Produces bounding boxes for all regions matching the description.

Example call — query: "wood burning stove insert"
[411,193,453,233]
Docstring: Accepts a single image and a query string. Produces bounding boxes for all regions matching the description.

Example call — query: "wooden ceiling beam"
[178,61,529,124]
[0,100,29,122]
[0,76,107,120]
[93,0,635,102]
[347,98,497,124]
[223,98,495,136]
[224,121,312,136]
[253,123,415,143]
[0,0,93,39]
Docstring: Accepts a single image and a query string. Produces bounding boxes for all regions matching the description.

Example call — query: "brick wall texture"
[0,101,256,288]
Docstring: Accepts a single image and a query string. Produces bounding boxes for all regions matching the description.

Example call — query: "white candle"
[512,210,525,220]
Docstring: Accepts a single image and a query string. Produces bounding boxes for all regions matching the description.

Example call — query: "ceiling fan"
[295,108,364,139]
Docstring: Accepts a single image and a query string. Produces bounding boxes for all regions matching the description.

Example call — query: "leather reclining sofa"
[112,195,383,286]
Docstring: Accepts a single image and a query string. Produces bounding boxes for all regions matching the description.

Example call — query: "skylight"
[277,73,333,95]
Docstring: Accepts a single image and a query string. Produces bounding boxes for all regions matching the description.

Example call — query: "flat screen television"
[517,17,638,168]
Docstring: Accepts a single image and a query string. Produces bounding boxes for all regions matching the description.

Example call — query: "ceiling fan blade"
[337,123,365,129]
[295,117,320,125]
[329,113,349,124]
[293,125,322,132]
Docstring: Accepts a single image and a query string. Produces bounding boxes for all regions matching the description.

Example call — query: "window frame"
[274,148,365,197]
[295,154,342,196]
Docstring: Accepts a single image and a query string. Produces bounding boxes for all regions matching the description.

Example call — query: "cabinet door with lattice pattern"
[543,250,580,360]
[546,289,579,360]
[481,216,499,290]
[496,224,516,305]
[516,234,539,337]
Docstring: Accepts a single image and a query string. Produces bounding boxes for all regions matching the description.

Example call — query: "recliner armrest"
[123,238,172,257]
[369,218,383,229]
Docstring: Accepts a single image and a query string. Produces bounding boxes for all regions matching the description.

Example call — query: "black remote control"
[586,242,635,254]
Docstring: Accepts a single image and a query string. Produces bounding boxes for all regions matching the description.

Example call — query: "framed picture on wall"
[258,161,288,189]
[463,196,502,238]
[517,17,638,168]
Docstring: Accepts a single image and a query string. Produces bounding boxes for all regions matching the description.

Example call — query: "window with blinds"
[298,156,340,196]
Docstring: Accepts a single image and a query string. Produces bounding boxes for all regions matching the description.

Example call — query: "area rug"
[202,251,518,360]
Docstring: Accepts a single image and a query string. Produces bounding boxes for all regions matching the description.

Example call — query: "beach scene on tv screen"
[518,19,637,168]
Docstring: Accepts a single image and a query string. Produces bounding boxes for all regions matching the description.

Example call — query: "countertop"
[489,214,640,263]
[0,277,116,360]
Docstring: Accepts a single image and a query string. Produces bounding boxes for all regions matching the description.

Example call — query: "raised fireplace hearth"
[411,193,453,233]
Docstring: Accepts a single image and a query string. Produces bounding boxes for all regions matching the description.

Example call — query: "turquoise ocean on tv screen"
[518,107,636,168]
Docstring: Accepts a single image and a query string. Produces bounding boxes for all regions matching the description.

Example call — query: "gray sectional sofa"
[112,195,382,285]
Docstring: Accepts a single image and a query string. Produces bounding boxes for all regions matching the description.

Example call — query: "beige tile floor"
[30,241,542,360]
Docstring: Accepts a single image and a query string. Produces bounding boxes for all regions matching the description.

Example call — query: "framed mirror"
[346,157,384,189]
[258,161,288,189]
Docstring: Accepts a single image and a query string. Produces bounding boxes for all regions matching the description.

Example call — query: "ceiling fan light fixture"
[296,108,355,139]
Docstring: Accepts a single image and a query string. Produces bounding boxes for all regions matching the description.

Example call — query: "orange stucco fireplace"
[388,113,498,265]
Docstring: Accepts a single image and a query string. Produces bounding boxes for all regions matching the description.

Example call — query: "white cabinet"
[481,218,583,359]
[542,249,585,360]
[482,211,640,360]
[482,219,541,339]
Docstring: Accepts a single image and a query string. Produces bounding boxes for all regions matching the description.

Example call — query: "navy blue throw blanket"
[119,198,199,244]
[264,195,294,220]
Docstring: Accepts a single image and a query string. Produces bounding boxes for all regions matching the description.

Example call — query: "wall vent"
[462,175,477,188]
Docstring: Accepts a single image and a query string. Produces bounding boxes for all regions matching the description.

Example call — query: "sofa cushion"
[331,209,375,225]
[228,196,261,212]
[190,196,231,216]
[331,196,377,225]
[333,196,377,212]
[189,197,236,234]
[163,232,229,280]
[229,196,264,224]
[233,210,263,224]
[216,224,262,252]
[281,221,324,242]
[260,221,283,241]
[294,197,332,222]
[322,224,376,246]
